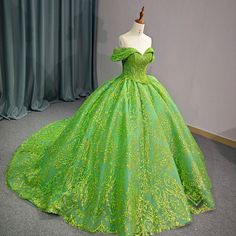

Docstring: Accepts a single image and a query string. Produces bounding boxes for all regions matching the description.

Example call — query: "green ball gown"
[6,47,215,236]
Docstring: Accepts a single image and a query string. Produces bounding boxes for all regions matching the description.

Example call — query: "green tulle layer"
[6,47,215,235]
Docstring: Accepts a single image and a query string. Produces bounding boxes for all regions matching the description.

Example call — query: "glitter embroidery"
[6,47,215,236]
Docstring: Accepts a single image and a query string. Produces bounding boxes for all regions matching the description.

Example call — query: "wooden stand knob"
[135,6,145,24]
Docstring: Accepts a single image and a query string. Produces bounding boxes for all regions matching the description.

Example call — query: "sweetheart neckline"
[116,47,154,56]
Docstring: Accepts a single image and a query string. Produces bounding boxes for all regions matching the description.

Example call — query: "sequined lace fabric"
[6,47,215,236]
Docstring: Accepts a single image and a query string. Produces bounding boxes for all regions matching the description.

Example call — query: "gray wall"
[96,0,236,141]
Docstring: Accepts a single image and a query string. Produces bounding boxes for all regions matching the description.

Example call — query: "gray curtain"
[0,0,98,120]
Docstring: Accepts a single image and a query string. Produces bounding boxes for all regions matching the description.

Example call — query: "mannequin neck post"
[130,21,145,35]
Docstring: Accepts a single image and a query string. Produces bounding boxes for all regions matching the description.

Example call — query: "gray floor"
[0,99,235,236]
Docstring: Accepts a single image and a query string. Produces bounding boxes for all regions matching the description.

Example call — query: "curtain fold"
[0,0,98,120]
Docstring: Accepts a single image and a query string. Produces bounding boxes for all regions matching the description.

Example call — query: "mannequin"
[6,5,215,235]
[118,6,152,54]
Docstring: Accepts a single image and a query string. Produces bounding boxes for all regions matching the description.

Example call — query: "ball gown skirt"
[6,47,215,236]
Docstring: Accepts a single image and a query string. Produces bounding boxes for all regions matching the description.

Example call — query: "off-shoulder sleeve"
[151,51,156,63]
[111,47,136,62]
[146,47,155,63]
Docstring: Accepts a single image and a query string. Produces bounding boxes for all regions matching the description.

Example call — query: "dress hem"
[5,179,215,236]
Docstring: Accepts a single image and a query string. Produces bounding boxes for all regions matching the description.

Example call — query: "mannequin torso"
[119,22,152,55]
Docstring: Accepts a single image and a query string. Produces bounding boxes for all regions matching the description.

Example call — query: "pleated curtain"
[0,0,98,119]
